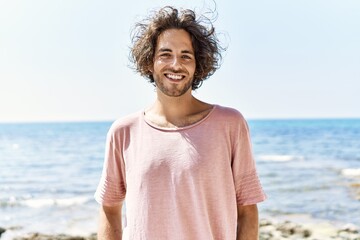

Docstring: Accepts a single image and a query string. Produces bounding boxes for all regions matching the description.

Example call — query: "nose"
[170,56,182,70]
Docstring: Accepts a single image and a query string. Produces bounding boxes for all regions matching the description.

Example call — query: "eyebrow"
[157,48,194,55]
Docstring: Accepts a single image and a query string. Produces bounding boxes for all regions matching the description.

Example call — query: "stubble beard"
[155,74,194,97]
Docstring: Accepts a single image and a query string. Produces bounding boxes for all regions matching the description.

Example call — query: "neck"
[153,87,197,119]
[144,87,212,128]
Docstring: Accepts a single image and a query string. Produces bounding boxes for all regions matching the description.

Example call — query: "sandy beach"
[1,217,359,240]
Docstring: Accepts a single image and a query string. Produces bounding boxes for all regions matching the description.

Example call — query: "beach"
[1,217,360,240]
[1,119,359,239]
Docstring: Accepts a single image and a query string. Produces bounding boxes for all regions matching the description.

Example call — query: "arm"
[98,202,123,240]
[236,204,259,240]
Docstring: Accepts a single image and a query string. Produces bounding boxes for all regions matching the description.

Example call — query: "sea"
[0,119,359,238]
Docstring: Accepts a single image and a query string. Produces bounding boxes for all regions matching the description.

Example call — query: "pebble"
[0,227,6,238]
[12,233,97,240]
[2,220,360,240]
[259,219,360,240]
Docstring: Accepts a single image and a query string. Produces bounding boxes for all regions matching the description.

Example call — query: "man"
[95,6,266,240]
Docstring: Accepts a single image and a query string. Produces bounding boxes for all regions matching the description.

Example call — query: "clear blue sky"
[1,0,359,122]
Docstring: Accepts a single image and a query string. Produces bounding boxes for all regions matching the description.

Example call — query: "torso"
[96,105,266,239]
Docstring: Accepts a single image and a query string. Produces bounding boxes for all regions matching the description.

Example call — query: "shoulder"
[213,105,247,124]
[211,105,251,135]
[107,111,142,137]
[212,106,252,143]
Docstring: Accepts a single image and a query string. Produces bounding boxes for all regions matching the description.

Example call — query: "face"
[151,29,196,97]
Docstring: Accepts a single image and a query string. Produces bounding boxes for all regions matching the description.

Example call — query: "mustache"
[164,68,188,74]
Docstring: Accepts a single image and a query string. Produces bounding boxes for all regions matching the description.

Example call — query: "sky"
[0,0,359,122]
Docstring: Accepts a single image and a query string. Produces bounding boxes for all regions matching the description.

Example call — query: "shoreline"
[259,216,360,240]
[1,217,359,240]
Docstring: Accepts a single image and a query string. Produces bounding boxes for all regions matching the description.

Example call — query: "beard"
[153,70,194,97]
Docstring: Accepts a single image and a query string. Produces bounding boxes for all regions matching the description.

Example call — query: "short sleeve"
[231,117,266,205]
[94,127,126,206]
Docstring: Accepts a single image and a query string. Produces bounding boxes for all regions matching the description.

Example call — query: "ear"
[147,65,153,73]
[147,68,154,80]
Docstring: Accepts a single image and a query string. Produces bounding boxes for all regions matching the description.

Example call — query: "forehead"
[155,29,194,52]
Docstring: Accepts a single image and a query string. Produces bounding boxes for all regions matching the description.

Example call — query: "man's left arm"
[236,204,259,240]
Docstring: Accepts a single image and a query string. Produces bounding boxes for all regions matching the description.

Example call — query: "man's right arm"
[98,202,123,240]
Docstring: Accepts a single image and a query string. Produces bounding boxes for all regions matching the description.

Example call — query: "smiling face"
[151,29,196,97]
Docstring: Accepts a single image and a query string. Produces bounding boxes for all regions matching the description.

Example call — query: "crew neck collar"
[142,105,217,132]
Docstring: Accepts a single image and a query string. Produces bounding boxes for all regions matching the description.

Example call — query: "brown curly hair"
[130,6,223,90]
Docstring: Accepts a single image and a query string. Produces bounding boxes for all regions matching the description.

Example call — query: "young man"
[95,6,266,240]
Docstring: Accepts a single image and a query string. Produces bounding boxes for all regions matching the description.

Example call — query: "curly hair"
[130,6,223,90]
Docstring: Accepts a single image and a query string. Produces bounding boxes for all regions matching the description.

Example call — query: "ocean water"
[251,119,360,226]
[0,122,109,239]
[0,119,359,238]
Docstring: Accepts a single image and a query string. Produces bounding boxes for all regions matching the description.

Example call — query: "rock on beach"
[0,227,6,238]
[1,219,360,240]
[259,219,360,240]
[12,233,97,240]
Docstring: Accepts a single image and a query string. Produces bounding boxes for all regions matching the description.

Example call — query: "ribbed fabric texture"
[95,105,266,240]
[235,170,265,205]
[95,176,125,205]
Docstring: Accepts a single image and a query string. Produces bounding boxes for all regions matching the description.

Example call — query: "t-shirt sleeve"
[94,127,126,206]
[232,117,266,206]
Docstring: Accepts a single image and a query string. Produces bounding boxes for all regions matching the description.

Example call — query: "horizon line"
[1,116,360,124]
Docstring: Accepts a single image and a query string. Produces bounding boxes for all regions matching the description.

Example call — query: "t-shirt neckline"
[142,105,218,132]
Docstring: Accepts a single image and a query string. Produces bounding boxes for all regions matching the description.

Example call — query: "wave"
[341,168,360,178]
[1,196,92,208]
[257,155,304,162]
[23,196,91,208]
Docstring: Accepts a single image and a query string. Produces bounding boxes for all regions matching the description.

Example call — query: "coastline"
[1,120,359,240]
[1,217,359,240]
[259,216,360,240]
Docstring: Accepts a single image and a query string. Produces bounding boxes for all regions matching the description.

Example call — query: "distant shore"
[1,217,359,240]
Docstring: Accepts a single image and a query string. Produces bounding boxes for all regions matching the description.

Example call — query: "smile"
[165,73,185,81]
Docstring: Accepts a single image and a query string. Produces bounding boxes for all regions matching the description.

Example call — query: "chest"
[123,129,232,184]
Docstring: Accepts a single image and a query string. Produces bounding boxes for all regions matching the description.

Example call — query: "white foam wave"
[257,155,304,162]
[23,196,90,208]
[341,168,360,177]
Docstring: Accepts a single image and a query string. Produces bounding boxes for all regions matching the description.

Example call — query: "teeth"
[166,74,183,80]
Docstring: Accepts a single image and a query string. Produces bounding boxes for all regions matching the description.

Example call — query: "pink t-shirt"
[95,105,266,240]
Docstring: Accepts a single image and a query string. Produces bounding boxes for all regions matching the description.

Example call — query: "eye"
[182,55,192,60]
[159,53,171,58]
